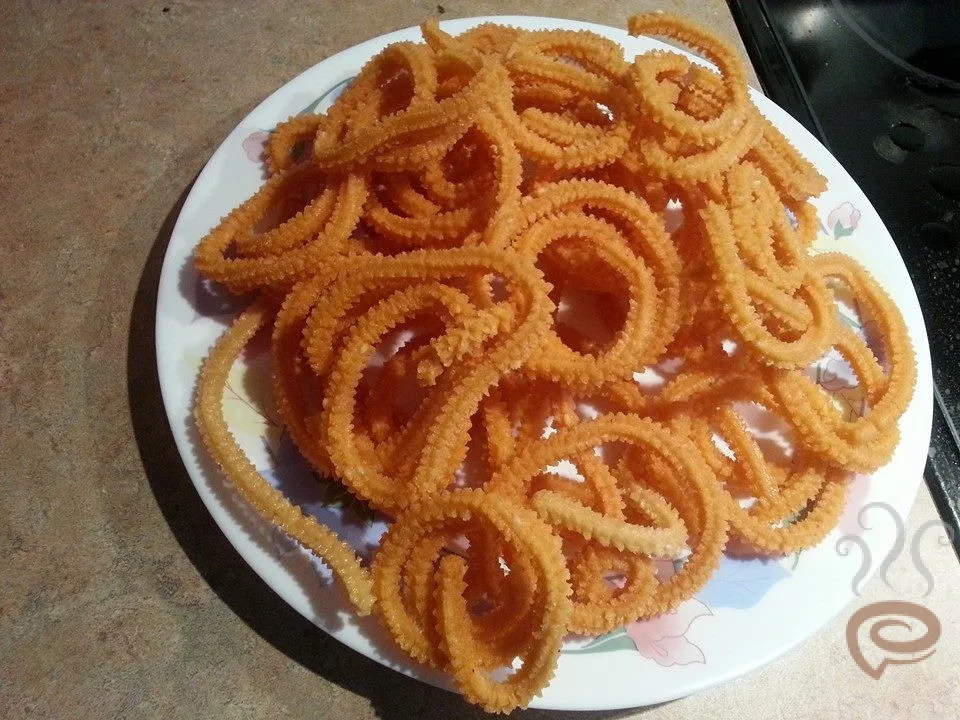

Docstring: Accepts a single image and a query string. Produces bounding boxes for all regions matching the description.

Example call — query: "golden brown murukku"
[192,14,917,713]
[372,489,571,711]
[195,301,375,614]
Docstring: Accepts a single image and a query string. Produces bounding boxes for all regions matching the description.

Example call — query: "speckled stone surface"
[1,2,958,718]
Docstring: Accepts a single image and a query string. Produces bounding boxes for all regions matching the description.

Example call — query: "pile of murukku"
[193,14,916,713]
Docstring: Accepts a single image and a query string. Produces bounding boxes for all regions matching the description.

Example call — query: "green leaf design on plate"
[298,77,354,116]
[789,549,803,571]
[298,95,326,116]
[316,474,377,522]
[834,221,855,239]
[562,628,636,655]
[838,311,862,331]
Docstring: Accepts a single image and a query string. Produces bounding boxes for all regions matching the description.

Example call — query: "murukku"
[194,171,367,293]
[371,489,571,711]
[191,14,917,714]
[195,301,374,614]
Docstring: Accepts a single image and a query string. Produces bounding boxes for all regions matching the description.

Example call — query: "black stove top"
[728,0,960,555]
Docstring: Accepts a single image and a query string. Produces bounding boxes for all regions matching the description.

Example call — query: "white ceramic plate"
[155,16,934,711]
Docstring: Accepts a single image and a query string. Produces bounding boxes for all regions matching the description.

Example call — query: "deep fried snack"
[191,13,917,714]
[766,253,916,471]
[700,198,835,367]
[194,301,375,614]
[371,489,571,712]
[485,414,726,626]
[194,171,367,293]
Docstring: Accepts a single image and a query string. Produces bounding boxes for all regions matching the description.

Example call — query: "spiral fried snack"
[193,14,916,712]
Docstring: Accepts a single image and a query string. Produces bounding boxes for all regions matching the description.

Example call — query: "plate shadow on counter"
[128,182,650,720]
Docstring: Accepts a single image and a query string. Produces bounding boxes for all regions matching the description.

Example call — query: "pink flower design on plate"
[625,598,713,666]
[242,130,269,163]
[827,202,862,239]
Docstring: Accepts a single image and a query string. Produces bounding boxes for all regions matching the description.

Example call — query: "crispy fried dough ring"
[195,302,374,614]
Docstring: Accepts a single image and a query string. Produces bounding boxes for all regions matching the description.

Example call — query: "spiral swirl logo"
[838,502,952,678]
[845,601,940,678]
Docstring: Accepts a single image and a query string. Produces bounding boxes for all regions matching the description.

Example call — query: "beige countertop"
[2,1,958,718]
